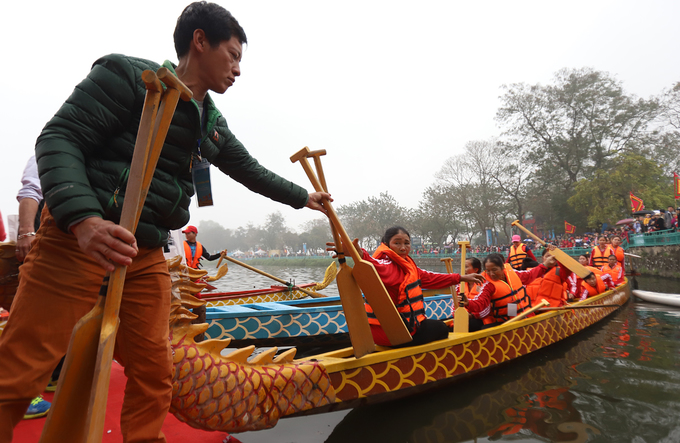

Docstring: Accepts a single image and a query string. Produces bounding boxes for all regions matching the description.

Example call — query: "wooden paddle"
[291,147,412,346]
[440,254,468,333]
[306,149,375,357]
[216,252,225,268]
[223,255,325,299]
[505,299,550,324]
[511,220,593,280]
[40,69,192,443]
[538,304,621,311]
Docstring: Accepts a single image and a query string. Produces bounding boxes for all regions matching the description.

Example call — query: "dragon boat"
[203,292,454,349]
[188,260,338,305]
[167,257,630,437]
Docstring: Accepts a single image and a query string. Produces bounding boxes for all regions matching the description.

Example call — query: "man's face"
[184,232,197,242]
[202,36,243,94]
[608,256,617,267]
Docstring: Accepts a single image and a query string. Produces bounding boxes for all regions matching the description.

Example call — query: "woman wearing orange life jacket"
[610,235,626,272]
[589,236,614,268]
[456,257,484,331]
[339,226,485,347]
[601,254,624,286]
[461,252,555,330]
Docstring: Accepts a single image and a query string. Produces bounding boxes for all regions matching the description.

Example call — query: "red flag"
[564,221,576,234]
[674,172,680,200]
[630,192,644,212]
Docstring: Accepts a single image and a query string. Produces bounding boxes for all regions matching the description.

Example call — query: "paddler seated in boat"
[506,235,537,270]
[600,254,624,286]
[335,226,485,347]
[182,225,226,269]
[460,250,556,331]
[578,267,615,301]
[456,257,484,332]
[525,247,571,308]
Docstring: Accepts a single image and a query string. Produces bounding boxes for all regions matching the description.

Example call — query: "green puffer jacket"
[36,54,309,248]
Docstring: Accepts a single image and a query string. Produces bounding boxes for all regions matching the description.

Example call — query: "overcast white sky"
[1,0,679,236]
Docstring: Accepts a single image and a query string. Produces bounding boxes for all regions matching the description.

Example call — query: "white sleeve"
[16,156,43,202]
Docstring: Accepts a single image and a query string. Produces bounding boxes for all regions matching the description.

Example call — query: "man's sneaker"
[24,396,50,419]
[45,378,58,392]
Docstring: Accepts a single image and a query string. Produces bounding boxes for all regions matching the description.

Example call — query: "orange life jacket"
[582,270,607,298]
[601,263,623,285]
[184,241,205,269]
[481,263,532,325]
[533,267,567,308]
[463,281,481,299]
[508,244,528,269]
[611,246,625,270]
[365,244,426,334]
[591,245,613,268]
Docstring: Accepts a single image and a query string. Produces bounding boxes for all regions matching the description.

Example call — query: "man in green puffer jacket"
[0,3,330,442]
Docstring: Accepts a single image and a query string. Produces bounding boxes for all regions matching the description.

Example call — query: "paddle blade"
[550,248,591,279]
[336,263,375,358]
[352,260,412,346]
[453,307,469,334]
[85,319,120,442]
[40,298,105,443]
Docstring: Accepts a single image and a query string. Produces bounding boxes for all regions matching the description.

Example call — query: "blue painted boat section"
[204,294,454,342]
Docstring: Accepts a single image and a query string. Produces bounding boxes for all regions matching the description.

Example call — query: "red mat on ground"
[14,361,232,443]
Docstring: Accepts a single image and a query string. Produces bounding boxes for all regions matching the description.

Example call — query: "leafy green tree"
[568,153,674,227]
[497,68,659,191]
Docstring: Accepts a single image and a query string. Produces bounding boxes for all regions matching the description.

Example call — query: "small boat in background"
[632,290,680,307]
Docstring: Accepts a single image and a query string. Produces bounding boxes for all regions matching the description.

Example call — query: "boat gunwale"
[304,280,630,373]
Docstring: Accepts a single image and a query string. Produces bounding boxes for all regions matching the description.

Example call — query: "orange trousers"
[0,210,172,443]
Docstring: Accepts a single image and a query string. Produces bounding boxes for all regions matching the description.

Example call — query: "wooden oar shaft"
[505,299,550,324]
[291,146,412,345]
[440,258,458,309]
[306,149,375,357]
[538,304,621,311]
[223,255,323,298]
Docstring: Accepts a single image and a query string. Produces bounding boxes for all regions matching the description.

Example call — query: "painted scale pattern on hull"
[327,286,629,402]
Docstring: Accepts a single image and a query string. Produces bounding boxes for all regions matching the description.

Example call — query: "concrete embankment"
[628,245,680,279]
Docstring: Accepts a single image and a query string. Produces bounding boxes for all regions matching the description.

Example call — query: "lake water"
[203,264,680,443]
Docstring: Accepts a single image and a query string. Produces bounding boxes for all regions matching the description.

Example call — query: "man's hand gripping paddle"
[305,149,375,357]
[40,68,192,443]
[291,146,412,346]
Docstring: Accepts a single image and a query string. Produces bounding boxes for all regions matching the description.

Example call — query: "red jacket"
[361,249,461,346]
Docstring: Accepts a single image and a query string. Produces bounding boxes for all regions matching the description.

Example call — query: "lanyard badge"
[192,142,213,207]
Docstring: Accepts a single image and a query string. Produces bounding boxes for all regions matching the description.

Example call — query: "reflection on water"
[223,269,680,443]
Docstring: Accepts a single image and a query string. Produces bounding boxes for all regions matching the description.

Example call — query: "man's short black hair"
[174,1,247,58]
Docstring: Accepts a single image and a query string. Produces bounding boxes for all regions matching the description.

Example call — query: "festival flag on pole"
[564,221,576,234]
[629,192,645,212]
[674,172,680,200]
